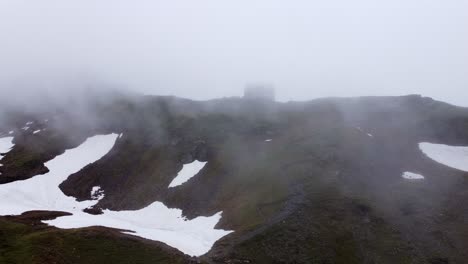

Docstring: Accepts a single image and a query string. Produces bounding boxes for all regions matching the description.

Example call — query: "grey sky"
[0,0,467,105]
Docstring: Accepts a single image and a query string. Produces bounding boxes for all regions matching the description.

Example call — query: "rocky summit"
[1,94,468,264]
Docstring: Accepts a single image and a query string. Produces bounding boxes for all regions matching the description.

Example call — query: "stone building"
[243,85,275,101]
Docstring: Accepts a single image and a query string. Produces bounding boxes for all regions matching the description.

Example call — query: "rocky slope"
[1,94,468,263]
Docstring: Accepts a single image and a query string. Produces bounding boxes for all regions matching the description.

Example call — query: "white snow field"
[0,135,116,215]
[402,172,425,180]
[419,142,468,172]
[0,134,231,257]
[168,160,207,188]
[46,203,229,256]
[0,136,14,169]
[0,136,14,155]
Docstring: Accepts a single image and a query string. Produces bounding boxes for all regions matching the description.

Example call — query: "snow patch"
[169,161,207,188]
[0,136,14,166]
[0,136,14,154]
[22,126,30,131]
[0,134,117,216]
[419,142,468,172]
[0,134,231,256]
[356,127,373,138]
[33,130,41,134]
[402,172,425,180]
[8,131,14,135]
[46,204,230,257]
[90,186,105,201]
[265,139,272,142]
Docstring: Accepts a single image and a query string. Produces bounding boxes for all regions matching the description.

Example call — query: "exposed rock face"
[194,141,209,161]
[1,94,468,263]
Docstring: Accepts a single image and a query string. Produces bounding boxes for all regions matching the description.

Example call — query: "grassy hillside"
[1,94,468,263]
[0,214,189,264]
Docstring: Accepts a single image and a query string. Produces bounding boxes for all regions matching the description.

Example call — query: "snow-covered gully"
[169,160,207,188]
[0,134,232,257]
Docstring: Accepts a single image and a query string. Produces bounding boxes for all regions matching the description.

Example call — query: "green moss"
[0,219,188,264]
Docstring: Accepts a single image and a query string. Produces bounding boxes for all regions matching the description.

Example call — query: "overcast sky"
[0,0,467,105]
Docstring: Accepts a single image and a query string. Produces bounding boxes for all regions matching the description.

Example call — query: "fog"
[0,0,467,106]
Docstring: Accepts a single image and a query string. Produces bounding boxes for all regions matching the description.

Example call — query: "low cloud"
[0,0,467,106]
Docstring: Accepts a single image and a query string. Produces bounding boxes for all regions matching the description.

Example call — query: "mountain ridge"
[1,94,468,263]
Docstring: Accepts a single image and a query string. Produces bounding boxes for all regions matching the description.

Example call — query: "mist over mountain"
[1,92,468,263]
[1,0,468,105]
[1,1,468,264]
